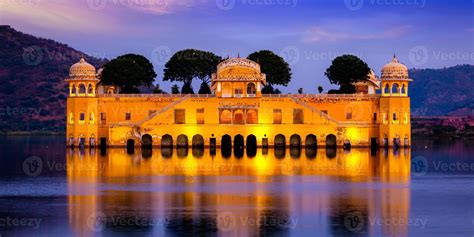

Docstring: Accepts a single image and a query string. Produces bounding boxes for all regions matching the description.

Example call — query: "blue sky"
[1,0,473,92]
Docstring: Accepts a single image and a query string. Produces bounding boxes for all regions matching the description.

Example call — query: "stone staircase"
[136,95,191,127]
[288,95,340,125]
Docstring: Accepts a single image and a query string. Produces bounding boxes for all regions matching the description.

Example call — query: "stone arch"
[71,84,77,95]
[141,134,152,148]
[289,134,301,148]
[127,139,135,153]
[247,83,256,96]
[384,83,390,94]
[234,134,244,149]
[274,134,286,148]
[192,134,205,148]
[392,83,400,95]
[161,134,173,148]
[221,134,232,148]
[177,134,188,148]
[234,110,244,124]
[246,109,258,124]
[401,83,407,95]
[326,134,337,148]
[87,83,94,95]
[78,83,86,94]
[305,134,317,148]
[246,135,257,157]
[222,83,232,97]
[220,109,232,124]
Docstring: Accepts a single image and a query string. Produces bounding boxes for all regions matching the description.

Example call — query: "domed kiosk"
[381,55,412,97]
[66,58,99,97]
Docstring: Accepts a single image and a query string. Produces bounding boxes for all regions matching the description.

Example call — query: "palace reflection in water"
[66,147,410,236]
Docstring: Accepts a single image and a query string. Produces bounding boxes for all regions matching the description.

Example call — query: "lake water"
[0,136,473,237]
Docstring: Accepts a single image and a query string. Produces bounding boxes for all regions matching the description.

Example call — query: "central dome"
[69,58,96,78]
[381,55,409,80]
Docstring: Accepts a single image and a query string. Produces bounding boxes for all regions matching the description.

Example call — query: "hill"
[0,25,107,133]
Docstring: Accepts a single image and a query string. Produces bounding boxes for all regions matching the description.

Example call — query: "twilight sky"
[1,0,473,92]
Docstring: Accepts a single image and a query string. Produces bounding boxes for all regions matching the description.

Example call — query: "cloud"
[122,0,202,15]
[303,25,412,43]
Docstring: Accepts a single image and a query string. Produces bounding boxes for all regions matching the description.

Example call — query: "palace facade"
[65,56,412,149]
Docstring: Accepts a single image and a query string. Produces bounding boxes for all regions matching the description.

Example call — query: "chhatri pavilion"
[65,56,412,149]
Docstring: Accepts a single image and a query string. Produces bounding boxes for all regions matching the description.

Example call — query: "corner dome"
[69,58,96,78]
[381,55,409,80]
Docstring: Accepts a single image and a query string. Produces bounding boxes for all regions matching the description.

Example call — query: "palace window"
[246,109,258,124]
[100,113,106,124]
[125,112,131,121]
[89,112,95,124]
[293,109,304,124]
[174,109,185,124]
[69,112,74,124]
[346,113,352,120]
[196,108,205,124]
[393,112,398,121]
[79,113,85,124]
[373,113,377,123]
[220,109,232,124]
[273,109,282,124]
[234,110,245,124]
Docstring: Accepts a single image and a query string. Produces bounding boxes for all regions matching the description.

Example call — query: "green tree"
[181,82,194,94]
[198,81,212,94]
[324,55,370,94]
[171,84,180,94]
[247,50,292,93]
[101,54,157,93]
[318,86,324,93]
[163,49,222,86]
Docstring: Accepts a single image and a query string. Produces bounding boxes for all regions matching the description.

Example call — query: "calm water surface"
[0,136,473,237]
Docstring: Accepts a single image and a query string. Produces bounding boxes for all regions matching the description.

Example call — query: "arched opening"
[275,147,286,159]
[234,83,244,97]
[401,84,407,94]
[289,134,301,148]
[192,134,205,148]
[177,148,188,158]
[274,134,286,148]
[384,84,390,94]
[234,135,244,149]
[89,135,96,147]
[305,134,317,148]
[71,84,76,95]
[326,134,337,148]
[305,147,317,159]
[234,110,244,124]
[161,147,173,158]
[141,134,152,148]
[246,109,258,124]
[87,84,94,95]
[343,140,351,150]
[142,148,152,158]
[393,137,401,148]
[177,134,188,148]
[127,139,135,154]
[99,137,107,149]
[78,84,86,94]
[192,147,204,158]
[221,135,232,158]
[290,147,301,159]
[246,135,257,158]
[220,109,232,124]
[161,134,173,148]
[392,83,400,95]
[222,83,232,97]
[247,83,256,96]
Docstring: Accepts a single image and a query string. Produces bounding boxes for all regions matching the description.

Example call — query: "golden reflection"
[67,147,411,236]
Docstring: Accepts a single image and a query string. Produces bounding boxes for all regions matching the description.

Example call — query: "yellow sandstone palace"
[65,56,412,149]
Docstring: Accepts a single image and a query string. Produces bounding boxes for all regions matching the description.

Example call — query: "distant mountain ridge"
[0,26,473,132]
[0,25,107,133]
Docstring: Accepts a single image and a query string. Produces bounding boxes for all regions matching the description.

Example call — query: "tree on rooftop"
[325,55,370,94]
[247,50,292,94]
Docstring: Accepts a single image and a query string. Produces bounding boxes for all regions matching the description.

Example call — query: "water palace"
[65,56,412,149]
